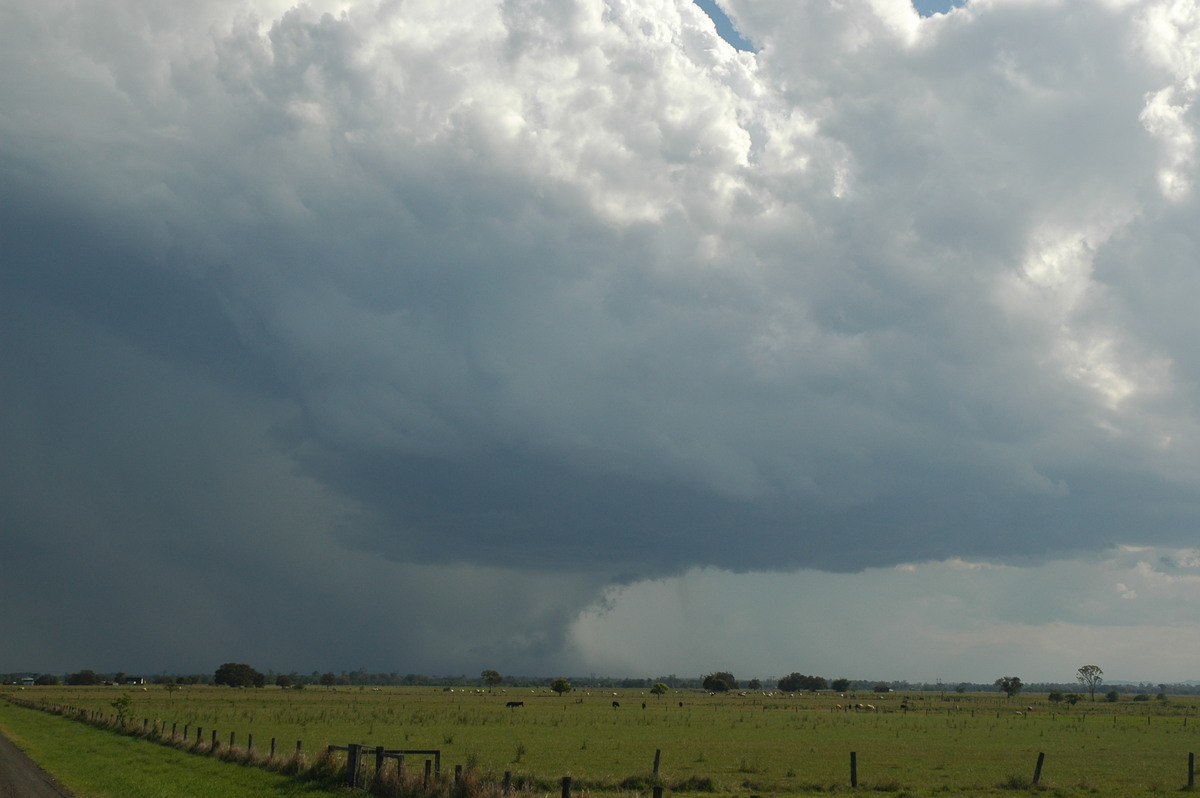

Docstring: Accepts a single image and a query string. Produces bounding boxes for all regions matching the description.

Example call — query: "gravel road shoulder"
[0,727,76,798]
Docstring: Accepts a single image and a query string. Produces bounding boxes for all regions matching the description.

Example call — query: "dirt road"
[0,729,75,798]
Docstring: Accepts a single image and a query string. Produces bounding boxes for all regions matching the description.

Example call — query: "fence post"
[424,759,432,789]
[196,727,202,744]
[172,722,177,738]
[297,740,303,755]
[850,751,858,787]
[653,748,662,775]
[229,731,236,748]
[562,775,572,798]
[211,729,218,749]
[375,745,385,777]
[248,733,254,752]
[653,787,663,798]
[455,764,463,785]
[1033,752,1045,785]
[1189,752,1195,789]
[503,771,512,794]
[347,743,362,788]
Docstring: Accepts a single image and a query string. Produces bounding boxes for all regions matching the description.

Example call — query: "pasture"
[8,685,1200,795]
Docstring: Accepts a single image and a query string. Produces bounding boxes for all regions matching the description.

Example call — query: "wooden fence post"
[211,729,218,749]
[653,748,662,775]
[1189,752,1195,789]
[297,740,303,755]
[1032,752,1045,785]
[248,733,254,752]
[561,775,572,798]
[424,759,432,789]
[375,745,385,777]
[503,771,512,794]
[850,751,858,787]
[347,743,362,788]
[229,731,236,748]
[455,764,463,784]
[196,727,202,743]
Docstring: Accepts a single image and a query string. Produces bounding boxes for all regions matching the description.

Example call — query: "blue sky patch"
[693,0,756,52]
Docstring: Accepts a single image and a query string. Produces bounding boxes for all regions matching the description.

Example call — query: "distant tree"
[995,676,1023,698]
[1076,665,1104,701]
[650,682,669,695]
[67,669,101,686]
[115,672,127,685]
[276,674,293,688]
[214,662,265,688]
[1065,693,1082,705]
[702,672,737,692]
[831,678,851,693]
[34,674,59,685]
[778,673,828,692]
[1105,689,1120,703]
[873,684,891,693]
[1047,691,1064,703]
[319,672,337,687]
[550,677,571,696]
[747,678,762,690]
[481,670,503,687]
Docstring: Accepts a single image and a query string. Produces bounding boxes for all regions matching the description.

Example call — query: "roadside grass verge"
[0,700,343,798]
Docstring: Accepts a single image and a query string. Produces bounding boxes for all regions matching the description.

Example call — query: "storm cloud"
[3,0,1200,678]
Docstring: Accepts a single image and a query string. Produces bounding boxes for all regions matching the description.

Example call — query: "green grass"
[0,700,343,798]
[8,686,1200,796]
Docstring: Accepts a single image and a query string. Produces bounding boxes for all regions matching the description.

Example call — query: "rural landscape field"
[5,684,1200,796]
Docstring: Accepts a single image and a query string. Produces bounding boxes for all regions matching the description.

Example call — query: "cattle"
[612,701,620,708]
[506,701,524,708]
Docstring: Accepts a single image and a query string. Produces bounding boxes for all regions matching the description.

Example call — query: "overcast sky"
[3,0,1200,685]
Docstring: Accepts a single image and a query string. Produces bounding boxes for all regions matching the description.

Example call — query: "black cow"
[506,701,524,708]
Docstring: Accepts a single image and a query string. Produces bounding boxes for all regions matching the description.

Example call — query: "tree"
[1105,689,1120,703]
[66,669,101,686]
[319,672,337,687]
[778,673,828,692]
[1076,665,1103,701]
[995,676,1023,698]
[214,662,265,688]
[275,674,292,688]
[650,682,669,695]
[702,672,737,692]
[550,677,571,696]
[481,670,503,687]
[110,694,133,723]
[831,678,851,693]
[34,674,59,685]
[1047,691,1064,703]
[747,678,762,690]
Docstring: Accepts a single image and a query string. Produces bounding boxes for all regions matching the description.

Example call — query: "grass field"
[0,698,344,798]
[6,685,1200,796]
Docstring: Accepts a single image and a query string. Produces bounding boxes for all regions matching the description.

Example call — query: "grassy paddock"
[6,685,1200,796]
[0,698,346,798]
